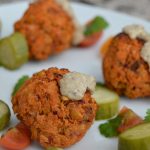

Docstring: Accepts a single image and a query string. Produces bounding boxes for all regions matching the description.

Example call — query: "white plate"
[0,1,150,150]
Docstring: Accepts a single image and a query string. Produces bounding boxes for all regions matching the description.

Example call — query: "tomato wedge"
[117,106,143,133]
[0,124,31,150]
[78,16,109,47]
[79,31,103,47]
[16,122,31,139]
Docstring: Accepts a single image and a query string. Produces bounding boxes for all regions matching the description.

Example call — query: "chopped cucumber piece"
[119,123,150,150]
[0,100,11,131]
[0,32,29,70]
[46,147,63,150]
[93,84,119,120]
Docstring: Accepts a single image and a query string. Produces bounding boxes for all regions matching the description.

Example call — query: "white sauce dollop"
[123,25,145,39]
[55,0,85,45]
[59,72,96,100]
[141,42,150,69]
[123,24,150,71]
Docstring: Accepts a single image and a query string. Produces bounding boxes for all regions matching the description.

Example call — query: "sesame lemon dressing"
[55,0,85,45]
[59,72,96,100]
[123,24,150,70]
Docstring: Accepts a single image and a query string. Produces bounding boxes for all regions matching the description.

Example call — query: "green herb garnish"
[99,116,122,137]
[84,16,109,36]
[96,82,106,87]
[144,109,150,122]
[12,75,29,96]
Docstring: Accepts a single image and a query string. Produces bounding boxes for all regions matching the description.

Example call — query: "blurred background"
[1,0,150,21]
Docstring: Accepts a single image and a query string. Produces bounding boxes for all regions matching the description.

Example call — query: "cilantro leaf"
[12,75,29,96]
[84,16,109,36]
[99,116,122,137]
[144,109,150,122]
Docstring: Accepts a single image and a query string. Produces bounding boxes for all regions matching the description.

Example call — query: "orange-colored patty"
[103,33,150,99]
[12,67,97,148]
[15,0,75,60]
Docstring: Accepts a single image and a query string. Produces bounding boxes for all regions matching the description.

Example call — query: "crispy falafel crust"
[103,33,150,99]
[15,0,75,60]
[12,68,97,148]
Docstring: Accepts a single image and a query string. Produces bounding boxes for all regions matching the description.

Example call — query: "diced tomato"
[16,122,31,138]
[117,106,143,133]
[100,36,113,57]
[0,124,31,150]
[79,31,103,47]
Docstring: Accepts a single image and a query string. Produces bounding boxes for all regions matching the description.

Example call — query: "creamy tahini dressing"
[59,72,96,100]
[123,24,150,70]
[55,0,85,45]
[123,25,145,39]
[141,42,150,69]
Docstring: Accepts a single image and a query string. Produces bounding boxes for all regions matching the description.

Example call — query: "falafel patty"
[15,0,75,60]
[103,33,150,99]
[12,67,97,148]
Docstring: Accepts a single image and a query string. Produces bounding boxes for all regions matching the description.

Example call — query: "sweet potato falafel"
[12,67,97,148]
[103,33,150,99]
[15,0,75,60]
[103,33,150,98]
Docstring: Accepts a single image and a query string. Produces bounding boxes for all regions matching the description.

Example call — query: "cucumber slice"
[0,32,29,70]
[46,147,63,150]
[93,84,119,120]
[119,123,150,150]
[0,100,11,131]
